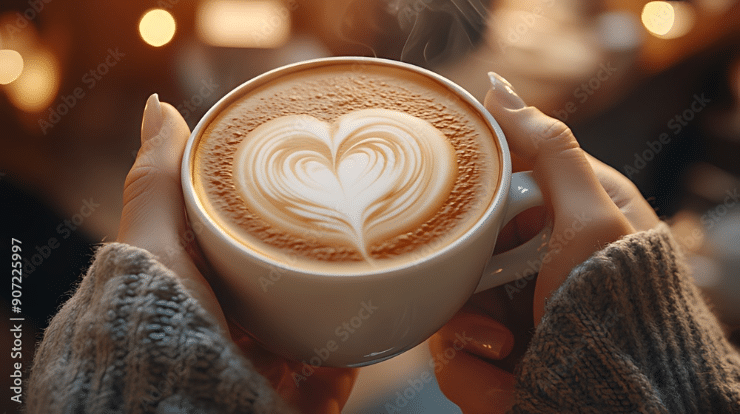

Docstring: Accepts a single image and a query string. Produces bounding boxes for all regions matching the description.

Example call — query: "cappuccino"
[192,61,500,271]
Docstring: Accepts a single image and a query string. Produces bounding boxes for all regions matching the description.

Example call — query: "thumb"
[484,72,612,217]
[118,93,191,249]
[117,94,229,331]
[484,73,634,324]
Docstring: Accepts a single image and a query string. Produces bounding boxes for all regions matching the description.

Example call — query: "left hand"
[117,94,357,414]
[429,73,661,413]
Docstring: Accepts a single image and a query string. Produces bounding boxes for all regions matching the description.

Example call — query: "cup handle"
[474,171,552,293]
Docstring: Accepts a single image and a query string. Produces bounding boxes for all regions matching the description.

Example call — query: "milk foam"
[194,64,501,267]
[232,109,458,260]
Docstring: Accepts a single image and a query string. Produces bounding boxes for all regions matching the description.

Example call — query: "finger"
[429,334,516,414]
[584,153,661,231]
[119,93,190,245]
[511,151,532,172]
[485,72,616,219]
[435,308,515,361]
[118,94,227,330]
[484,73,634,324]
[493,206,546,254]
[229,323,359,414]
[282,365,358,414]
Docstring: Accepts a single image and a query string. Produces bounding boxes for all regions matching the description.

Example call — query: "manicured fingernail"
[441,311,516,359]
[488,72,526,110]
[465,322,515,360]
[141,93,164,142]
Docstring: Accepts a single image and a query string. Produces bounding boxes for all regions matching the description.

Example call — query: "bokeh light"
[139,9,176,47]
[196,0,291,48]
[642,1,695,39]
[662,2,696,39]
[0,49,24,84]
[5,49,59,113]
[642,1,675,36]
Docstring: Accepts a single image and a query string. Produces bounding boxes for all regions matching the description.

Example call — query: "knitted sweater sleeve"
[509,223,740,413]
[26,243,295,414]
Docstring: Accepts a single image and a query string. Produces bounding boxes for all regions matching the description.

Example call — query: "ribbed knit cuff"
[510,224,740,413]
[27,242,293,414]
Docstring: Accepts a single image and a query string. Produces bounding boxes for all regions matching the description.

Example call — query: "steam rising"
[330,0,491,67]
[387,0,490,66]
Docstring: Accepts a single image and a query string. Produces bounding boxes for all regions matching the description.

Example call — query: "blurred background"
[1,0,739,412]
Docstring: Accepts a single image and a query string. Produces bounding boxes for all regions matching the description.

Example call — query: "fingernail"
[465,323,515,360]
[141,93,164,142]
[488,72,526,110]
[442,311,516,359]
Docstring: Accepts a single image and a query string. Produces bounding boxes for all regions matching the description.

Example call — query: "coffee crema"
[233,109,458,260]
[193,62,501,270]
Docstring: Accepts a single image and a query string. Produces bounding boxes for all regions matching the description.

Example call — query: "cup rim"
[182,56,512,279]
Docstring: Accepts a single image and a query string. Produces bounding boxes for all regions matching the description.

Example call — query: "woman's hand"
[117,94,357,414]
[429,73,660,413]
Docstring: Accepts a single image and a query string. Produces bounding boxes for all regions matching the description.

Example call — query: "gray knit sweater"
[26,224,740,413]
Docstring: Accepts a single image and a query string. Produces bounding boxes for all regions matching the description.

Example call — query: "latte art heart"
[233,109,458,260]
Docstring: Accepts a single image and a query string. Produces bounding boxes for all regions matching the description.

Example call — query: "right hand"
[429,72,661,413]
[119,94,357,414]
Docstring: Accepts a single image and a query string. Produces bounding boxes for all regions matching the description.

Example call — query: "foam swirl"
[232,109,457,260]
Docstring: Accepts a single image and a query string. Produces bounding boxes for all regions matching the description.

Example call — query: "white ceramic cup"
[182,57,549,367]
